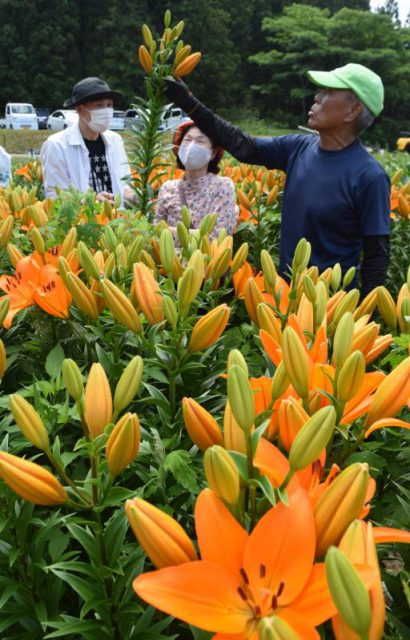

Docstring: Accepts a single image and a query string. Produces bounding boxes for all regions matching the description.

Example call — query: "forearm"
[361,235,390,297]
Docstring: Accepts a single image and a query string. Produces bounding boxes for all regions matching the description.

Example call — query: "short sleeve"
[358,172,391,237]
[253,135,305,171]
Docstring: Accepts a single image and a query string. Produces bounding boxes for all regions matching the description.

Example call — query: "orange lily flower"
[134,488,337,639]
[0,256,41,328]
[33,264,71,319]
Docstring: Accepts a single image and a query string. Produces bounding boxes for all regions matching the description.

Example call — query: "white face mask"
[84,106,113,133]
[178,142,212,170]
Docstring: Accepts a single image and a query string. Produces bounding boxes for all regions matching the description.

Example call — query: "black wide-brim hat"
[63,77,123,108]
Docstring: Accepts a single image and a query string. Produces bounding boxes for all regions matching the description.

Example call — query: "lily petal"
[133,561,250,634]
[286,564,336,626]
[365,418,410,438]
[373,527,410,545]
[195,489,248,574]
[243,489,315,606]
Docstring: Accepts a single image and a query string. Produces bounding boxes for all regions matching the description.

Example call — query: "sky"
[370,0,410,24]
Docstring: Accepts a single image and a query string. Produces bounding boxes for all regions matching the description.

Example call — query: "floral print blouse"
[155,173,238,236]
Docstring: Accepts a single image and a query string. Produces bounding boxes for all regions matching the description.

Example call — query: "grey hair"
[346,90,375,133]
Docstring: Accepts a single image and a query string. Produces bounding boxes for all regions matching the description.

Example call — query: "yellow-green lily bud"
[104,225,117,252]
[331,263,342,291]
[231,243,249,274]
[203,445,240,505]
[331,290,360,329]
[377,285,397,330]
[77,241,100,280]
[31,227,45,255]
[227,365,254,433]
[325,546,372,639]
[159,228,175,275]
[10,394,49,451]
[0,297,10,326]
[127,236,144,267]
[261,249,277,290]
[177,222,190,250]
[114,355,144,414]
[289,406,336,471]
[181,205,191,229]
[271,360,289,401]
[282,326,309,398]
[333,311,354,371]
[257,617,299,640]
[303,274,316,304]
[227,349,248,375]
[337,351,365,403]
[62,358,84,402]
[342,266,356,289]
[163,296,178,329]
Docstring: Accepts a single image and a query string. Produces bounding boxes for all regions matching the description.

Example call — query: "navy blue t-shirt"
[253,135,390,275]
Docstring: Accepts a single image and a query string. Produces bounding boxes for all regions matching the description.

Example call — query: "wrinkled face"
[76,98,114,122]
[181,126,214,152]
[307,88,361,132]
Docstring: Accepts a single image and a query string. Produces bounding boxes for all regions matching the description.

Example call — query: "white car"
[47,110,79,130]
[159,107,191,133]
[110,110,125,131]
[0,103,38,130]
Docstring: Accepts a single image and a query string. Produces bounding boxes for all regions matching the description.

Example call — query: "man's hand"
[165,77,197,113]
[96,191,114,203]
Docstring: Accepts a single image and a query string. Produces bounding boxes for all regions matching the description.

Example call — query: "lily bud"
[126,497,197,568]
[0,297,10,327]
[0,451,67,505]
[325,546,372,639]
[354,289,378,320]
[9,394,49,451]
[257,617,300,640]
[181,205,191,229]
[227,349,248,375]
[315,463,369,557]
[187,249,205,294]
[114,356,144,414]
[292,238,311,273]
[177,267,196,310]
[66,272,99,320]
[270,360,289,401]
[163,295,178,328]
[0,339,5,379]
[365,356,410,426]
[282,327,309,398]
[106,413,140,476]
[188,304,230,352]
[377,285,397,330]
[84,363,113,439]
[62,358,84,402]
[227,365,254,433]
[244,278,264,324]
[77,241,100,280]
[342,266,356,289]
[58,255,71,287]
[332,312,354,371]
[260,249,277,291]
[223,401,246,453]
[207,247,232,281]
[177,222,190,250]
[231,243,249,275]
[303,274,316,304]
[331,263,342,291]
[336,351,365,403]
[127,236,144,267]
[101,278,142,333]
[199,213,217,237]
[315,280,328,327]
[103,225,117,252]
[182,397,223,450]
[133,262,164,325]
[203,445,240,505]
[289,406,336,471]
[159,228,175,275]
[31,227,45,255]
[60,226,77,257]
[7,243,23,267]
[257,303,282,344]
[331,289,360,330]
[278,396,309,451]
[0,216,14,248]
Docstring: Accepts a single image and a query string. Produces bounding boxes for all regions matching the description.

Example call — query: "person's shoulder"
[260,133,316,151]
[213,174,234,186]
[104,130,124,144]
[43,128,69,146]
[355,143,389,181]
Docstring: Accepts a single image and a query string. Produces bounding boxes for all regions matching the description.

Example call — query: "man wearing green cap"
[166,63,390,295]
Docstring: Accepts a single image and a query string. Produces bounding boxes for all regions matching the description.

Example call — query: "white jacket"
[40,123,131,203]
[0,146,11,187]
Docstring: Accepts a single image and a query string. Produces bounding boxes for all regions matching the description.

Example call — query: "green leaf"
[228,452,249,481]
[164,450,198,492]
[251,420,269,455]
[255,475,277,506]
[49,533,71,562]
[45,343,65,379]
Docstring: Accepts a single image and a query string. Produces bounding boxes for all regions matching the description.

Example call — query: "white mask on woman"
[85,107,114,133]
[178,142,212,170]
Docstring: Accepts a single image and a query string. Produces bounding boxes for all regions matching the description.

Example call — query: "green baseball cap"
[307,63,384,117]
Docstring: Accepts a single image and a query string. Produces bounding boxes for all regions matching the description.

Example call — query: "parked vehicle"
[35,107,50,130]
[397,132,410,154]
[47,110,79,131]
[110,110,125,131]
[0,103,38,130]
[123,106,190,133]
[159,107,191,133]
